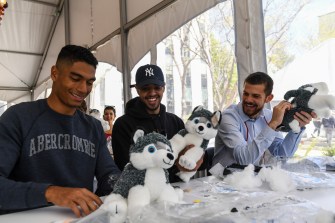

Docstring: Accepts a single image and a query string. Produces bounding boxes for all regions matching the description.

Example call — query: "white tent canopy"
[0,0,266,105]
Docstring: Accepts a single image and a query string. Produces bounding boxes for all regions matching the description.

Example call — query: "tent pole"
[233,0,267,98]
[64,0,70,44]
[120,0,132,110]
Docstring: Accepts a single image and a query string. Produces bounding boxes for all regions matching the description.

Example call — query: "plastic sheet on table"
[288,171,335,190]
[281,156,335,173]
[72,175,335,223]
[70,209,110,223]
[133,194,333,223]
[275,157,335,189]
[71,159,335,223]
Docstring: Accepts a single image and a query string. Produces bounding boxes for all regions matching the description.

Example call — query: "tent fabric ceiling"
[0,0,61,102]
[0,0,266,105]
[127,0,225,69]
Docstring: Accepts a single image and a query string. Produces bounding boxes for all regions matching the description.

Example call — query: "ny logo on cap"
[145,68,154,77]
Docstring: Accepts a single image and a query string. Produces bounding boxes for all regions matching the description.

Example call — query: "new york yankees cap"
[133,64,165,88]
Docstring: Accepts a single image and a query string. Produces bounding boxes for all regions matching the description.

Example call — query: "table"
[176,175,335,212]
[1,174,335,223]
[0,205,75,223]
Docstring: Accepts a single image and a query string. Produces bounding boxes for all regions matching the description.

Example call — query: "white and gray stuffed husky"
[170,105,221,182]
[80,129,183,223]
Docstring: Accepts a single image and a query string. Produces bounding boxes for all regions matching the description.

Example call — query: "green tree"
[163,0,310,114]
[192,1,238,111]
[263,0,309,73]
[319,12,335,42]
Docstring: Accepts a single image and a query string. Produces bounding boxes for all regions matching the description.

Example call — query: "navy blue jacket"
[0,99,120,213]
[112,97,185,182]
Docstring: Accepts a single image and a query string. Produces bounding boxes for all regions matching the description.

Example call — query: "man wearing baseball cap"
[134,64,166,88]
[113,64,203,182]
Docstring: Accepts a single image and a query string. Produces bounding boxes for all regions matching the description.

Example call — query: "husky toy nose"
[167,153,174,160]
[198,126,204,131]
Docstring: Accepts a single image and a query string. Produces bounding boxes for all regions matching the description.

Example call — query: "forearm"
[0,177,50,211]
[269,128,304,157]
[95,136,121,196]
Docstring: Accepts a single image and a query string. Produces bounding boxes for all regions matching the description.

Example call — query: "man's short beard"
[146,104,160,112]
[243,102,263,118]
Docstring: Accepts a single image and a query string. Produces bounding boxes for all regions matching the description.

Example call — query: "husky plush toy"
[277,82,335,133]
[95,129,183,223]
[170,106,221,182]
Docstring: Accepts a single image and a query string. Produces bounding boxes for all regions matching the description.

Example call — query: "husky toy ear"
[211,111,222,128]
[194,105,203,111]
[133,129,145,143]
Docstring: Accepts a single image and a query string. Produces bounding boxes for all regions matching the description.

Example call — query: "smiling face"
[242,83,273,119]
[103,108,116,122]
[136,84,165,115]
[47,61,96,115]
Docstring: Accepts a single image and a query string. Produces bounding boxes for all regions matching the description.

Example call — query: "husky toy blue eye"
[277,82,335,133]
[85,129,183,223]
[170,105,221,182]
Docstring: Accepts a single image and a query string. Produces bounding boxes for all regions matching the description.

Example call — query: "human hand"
[175,144,204,172]
[45,186,103,217]
[268,100,292,130]
[294,111,316,128]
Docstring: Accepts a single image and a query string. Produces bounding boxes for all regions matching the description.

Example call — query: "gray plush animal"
[98,129,183,223]
[170,105,221,182]
[277,82,335,133]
